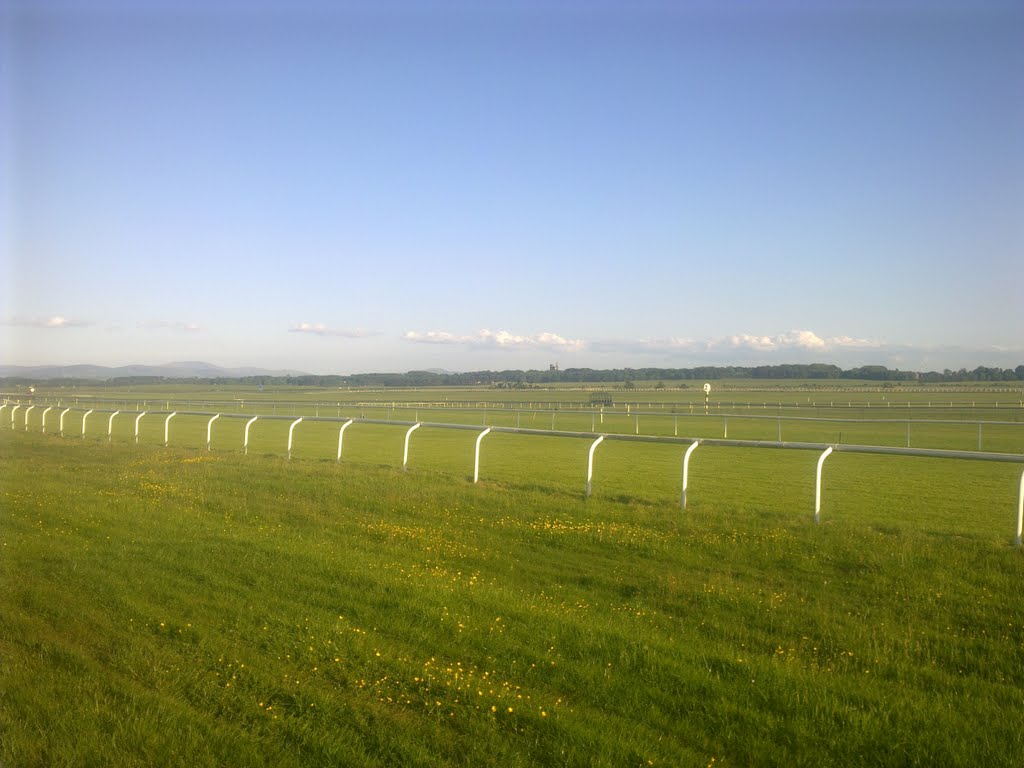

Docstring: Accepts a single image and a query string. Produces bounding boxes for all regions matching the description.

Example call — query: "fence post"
[586,435,605,498]
[681,440,700,508]
[1016,468,1023,547]
[206,414,220,450]
[244,416,259,455]
[60,408,71,437]
[287,417,303,459]
[81,409,94,439]
[107,411,120,442]
[10,405,19,429]
[24,405,35,430]
[473,427,491,483]
[337,419,354,461]
[164,412,176,447]
[134,411,147,444]
[814,446,834,524]
[41,406,52,433]
[403,423,421,472]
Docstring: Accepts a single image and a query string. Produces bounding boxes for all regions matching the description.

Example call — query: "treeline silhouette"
[6,363,1024,388]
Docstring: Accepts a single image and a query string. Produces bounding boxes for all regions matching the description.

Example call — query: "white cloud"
[721,330,876,352]
[6,315,90,328]
[405,328,883,359]
[404,329,585,350]
[398,327,1017,370]
[827,335,879,348]
[531,331,585,349]
[726,333,784,351]
[290,322,375,338]
[403,330,465,344]
[592,331,878,357]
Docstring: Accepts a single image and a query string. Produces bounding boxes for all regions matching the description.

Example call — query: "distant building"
[549,363,559,371]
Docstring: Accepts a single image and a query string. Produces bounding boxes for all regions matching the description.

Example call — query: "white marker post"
[814,446,834,524]
[287,417,303,459]
[586,435,605,498]
[135,412,147,444]
[107,411,120,442]
[244,416,259,455]
[11,405,19,429]
[24,405,35,431]
[703,382,711,415]
[681,440,700,508]
[403,423,421,472]
[337,419,354,461]
[164,412,176,447]
[1016,468,1023,547]
[473,427,491,483]
[81,409,94,439]
[41,406,52,433]
[206,414,220,451]
[59,408,71,437]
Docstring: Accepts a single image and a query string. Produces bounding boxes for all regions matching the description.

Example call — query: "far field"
[2,382,1023,766]
[5,381,1024,456]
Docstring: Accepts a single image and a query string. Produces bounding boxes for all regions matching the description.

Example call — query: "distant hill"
[2,362,1022,386]
[0,362,308,381]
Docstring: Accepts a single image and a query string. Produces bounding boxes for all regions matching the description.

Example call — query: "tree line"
[5,363,1024,388]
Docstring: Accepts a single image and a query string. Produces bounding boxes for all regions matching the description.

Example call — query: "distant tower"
[549,363,559,371]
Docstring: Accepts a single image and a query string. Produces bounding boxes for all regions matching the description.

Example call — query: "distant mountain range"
[0,361,309,380]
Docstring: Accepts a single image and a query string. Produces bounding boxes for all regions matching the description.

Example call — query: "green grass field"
[10,379,1024,409]
[6,382,1024,457]
[2,421,1023,766]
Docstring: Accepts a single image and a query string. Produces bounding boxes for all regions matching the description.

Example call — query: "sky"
[2,0,1022,375]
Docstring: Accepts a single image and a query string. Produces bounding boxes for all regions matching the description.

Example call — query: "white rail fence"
[4,402,1023,547]
[6,395,1024,454]
[9,392,1024,414]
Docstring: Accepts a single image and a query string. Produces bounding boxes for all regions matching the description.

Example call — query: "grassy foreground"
[2,431,1023,767]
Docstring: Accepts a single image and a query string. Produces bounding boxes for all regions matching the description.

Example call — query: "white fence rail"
[9,392,1024,414]
[6,404,1024,546]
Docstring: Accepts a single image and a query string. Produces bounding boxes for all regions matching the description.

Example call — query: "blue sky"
[3,0,1022,374]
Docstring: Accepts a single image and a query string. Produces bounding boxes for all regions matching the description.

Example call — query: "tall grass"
[2,430,1023,766]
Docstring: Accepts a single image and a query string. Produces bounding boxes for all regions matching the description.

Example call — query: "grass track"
[2,431,1024,767]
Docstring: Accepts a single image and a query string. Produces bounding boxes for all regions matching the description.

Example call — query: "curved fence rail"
[6,390,1024,411]
[6,396,1024,454]
[4,402,1023,546]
